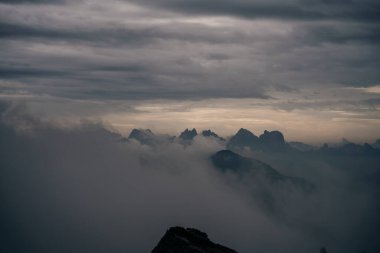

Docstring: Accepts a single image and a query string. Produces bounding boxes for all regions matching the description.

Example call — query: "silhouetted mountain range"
[318,142,380,156]
[125,128,380,156]
[227,128,290,152]
[151,227,237,253]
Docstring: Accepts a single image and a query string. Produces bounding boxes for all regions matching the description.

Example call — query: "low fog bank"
[1,101,379,253]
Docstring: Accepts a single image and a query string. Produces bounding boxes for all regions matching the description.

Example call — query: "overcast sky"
[0,0,379,143]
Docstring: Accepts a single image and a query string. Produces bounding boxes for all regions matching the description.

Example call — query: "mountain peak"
[129,128,153,137]
[237,128,255,136]
[151,226,238,253]
[341,138,351,145]
[259,130,287,151]
[259,130,285,144]
[227,128,259,150]
[211,150,245,171]
[201,129,225,141]
[128,128,155,145]
[179,128,198,140]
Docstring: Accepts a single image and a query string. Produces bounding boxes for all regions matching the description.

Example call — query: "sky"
[1,0,380,143]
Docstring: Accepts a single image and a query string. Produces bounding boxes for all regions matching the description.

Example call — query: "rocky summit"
[179,128,198,140]
[128,128,155,145]
[201,129,225,141]
[151,227,238,253]
[226,128,259,150]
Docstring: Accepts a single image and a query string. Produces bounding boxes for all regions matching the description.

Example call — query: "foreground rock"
[151,227,238,253]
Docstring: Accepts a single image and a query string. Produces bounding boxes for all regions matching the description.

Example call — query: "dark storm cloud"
[0,21,161,45]
[0,66,66,79]
[295,23,380,45]
[0,20,252,45]
[0,0,379,103]
[0,0,64,4]
[129,0,380,22]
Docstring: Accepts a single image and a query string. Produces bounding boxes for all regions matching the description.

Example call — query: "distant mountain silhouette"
[211,150,315,192]
[151,226,238,253]
[128,128,155,145]
[179,128,198,141]
[202,129,225,141]
[341,138,351,145]
[126,127,379,157]
[127,129,175,146]
[319,142,379,156]
[226,128,259,150]
[259,130,288,151]
[227,128,291,152]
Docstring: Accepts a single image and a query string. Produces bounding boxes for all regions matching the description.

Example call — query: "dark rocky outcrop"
[127,129,176,146]
[201,129,225,141]
[227,129,291,152]
[179,128,198,141]
[128,128,155,145]
[151,227,238,253]
[226,128,259,150]
[259,130,288,151]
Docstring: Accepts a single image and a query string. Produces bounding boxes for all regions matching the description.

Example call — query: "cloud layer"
[1,102,380,253]
[0,0,379,100]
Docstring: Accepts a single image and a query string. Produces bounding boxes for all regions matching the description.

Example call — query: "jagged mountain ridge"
[201,129,225,141]
[226,128,259,150]
[179,128,198,140]
[318,142,380,156]
[227,128,289,152]
[125,128,380,156]
[128,128,155,145]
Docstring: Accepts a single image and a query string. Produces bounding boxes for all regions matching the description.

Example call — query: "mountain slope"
[211,150,315,192]
[226,128,259,150]
[151,227,238,253]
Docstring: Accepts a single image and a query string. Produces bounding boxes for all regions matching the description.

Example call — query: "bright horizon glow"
[103,98,380,145]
